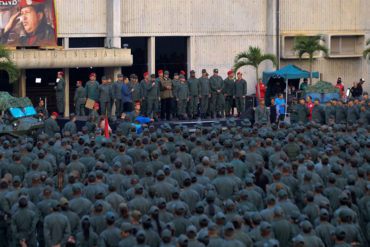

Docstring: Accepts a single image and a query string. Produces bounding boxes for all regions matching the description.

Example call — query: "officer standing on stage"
[187,70,200,119]
[159,70,173,120]
[55,71,65,115]
[199,69,210,119]
[114,74,124,117]
[209,69,224,118]
[140,72,150,116]
[73,81,86,116]
[234,72,247,116]
[176,75,189,120]
[224,71,235,117]
[146,74,160,120]
[85,73,100,108]
[99,76,113,118]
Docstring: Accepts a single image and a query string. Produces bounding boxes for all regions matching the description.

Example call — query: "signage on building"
[0,0,57,47]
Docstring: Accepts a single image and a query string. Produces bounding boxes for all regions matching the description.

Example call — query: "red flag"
[104,109,110,139]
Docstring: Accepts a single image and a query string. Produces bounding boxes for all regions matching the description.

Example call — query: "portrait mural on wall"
[0,0,57,47]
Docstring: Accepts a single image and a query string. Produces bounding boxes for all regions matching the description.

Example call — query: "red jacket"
[256,83,266,98]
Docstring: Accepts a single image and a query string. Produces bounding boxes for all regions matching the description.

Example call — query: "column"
[148,37,155,74]
[266,0,277,71]
[187,36,195,74]
[20,69,26,97]
[64,68,70,118]
[106,0,121,48]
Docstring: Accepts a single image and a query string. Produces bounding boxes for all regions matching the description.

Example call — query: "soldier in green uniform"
[73,81,86,116]
[35,99,48,120]
[187,70,200,119]
[289,98,299,124]
[44,112,60,138]
[209,69,225,118]
[55,71,65,115]
[114,74,124,118]
[62,113,77,135]
[234,72,247,116]
[146,74,160,120]
[199,69,211,119]
[347,99,359,124]
[99,76,113,118]
[325,101,336,125]
[254,99,268,123]
[130,74,141,105]
[224,71,235,117]
[140,72,150,116]
[312,98,325,124]
[98,212,121,247]
[172,73,180,119]
[85,73,100,112]
[159,70,173,120]
[335,100,347,124]
[89,103,100,123]
[176,75,190,120]
[296,98,310,123]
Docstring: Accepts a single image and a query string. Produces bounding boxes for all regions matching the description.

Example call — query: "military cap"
[175,203,185,214]
[190,70,195,74]
[161,229,172,238]
[59,197,69,206]
[319,208,329,217]
[293,235,305,245]
[72,184,82,193]
[186,225,197,233]
[213,69,219,73]
[223,222,235,232]
[216,163,226,170]
[244,177,254,186]
[260,221,272,231]
[150,74,156,78]
[149,206,159,215]
[141,214,151,224]
[117,73,123,77]
[300,220,312,232]
[13,176,21,183]
[164,70,170,75]
[101,76,107,80]
[48,200,59,210]
[208,222,217,231]
[277,189,288,198]
[136,230,146,238]
[201,69,207,73]
[273,206,284,216]
[178,235,188,245]
[215,212,226,220]
[332,226,346,239]
[104,211,115,221]
[179,75,185,79]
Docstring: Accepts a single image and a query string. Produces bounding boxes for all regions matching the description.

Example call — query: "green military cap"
[179,75,185,79]
[186,225,197,233]
[104,211,115,221]
[273,206,284,216]
[216,163,226,170]
[48,200,59,210]
[363,91,368,95]
[190,70,195,74]
[175,203,185,214]
[260,221,272,231]
[319,208,329,217]
[32,173,40,181]
[164,70,170,75]
[141,214,151,224]
[178,235,188,245]
[277,189,288,198]
[213,69,219,73]
[161,229,172,238]
[117,73,123,77]
[148,206,159,215]
[13,176,21,183]
[223,222,235,232]
[174,73,179,76]
[136,230,146,238]
[215,212,226,220]
[101,76,107,80]
[241,118,252,127]
[244,177,254,186]
[202,69,207,73]
[208,222,217,231]
[72,184,81,193]
[293,235,305,245]
[225,199,234,208]
[300,220,312,232]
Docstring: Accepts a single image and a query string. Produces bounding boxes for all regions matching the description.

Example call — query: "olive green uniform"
[85,80,100,102]
[145,80,160,118]
[223,78,235,114]
[56,78,65,113]
[199,77,210,115]
[74,86,86,116]
[187,77,200,116]
[44,117,60,138]
[234,79,247,114]
[209,75,224,117]
[140,79,150,116]
[296,104,310,123]
[176,82,189,116]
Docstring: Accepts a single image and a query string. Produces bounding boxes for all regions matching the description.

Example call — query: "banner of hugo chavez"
[0,0,57,47]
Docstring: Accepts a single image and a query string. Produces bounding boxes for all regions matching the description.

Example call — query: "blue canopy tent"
[262,64,319,110]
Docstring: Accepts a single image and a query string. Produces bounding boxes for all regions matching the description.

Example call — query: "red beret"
[158,70,163,74]
[19,0,48,9]
[89,73,96,77]
[227,71,233,75]
[237,72,242,75]
[180,70,185,75]
[143,72,149,77]
[58,71,63,75]
[52,112,58,117]
[134,102,141,106]
[93,103,99,108]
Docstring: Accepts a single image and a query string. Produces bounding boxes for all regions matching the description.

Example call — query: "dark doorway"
[0,70,14,95]
[155,36,187,78]
[121,37,148,80]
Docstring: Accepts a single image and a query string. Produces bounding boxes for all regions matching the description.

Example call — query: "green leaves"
[232,46,277,74]
[0,46,19,83]
[363,38,370,60]
[293,35,328,62]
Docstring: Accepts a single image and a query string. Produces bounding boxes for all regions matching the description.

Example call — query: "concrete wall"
[55,0,107,37]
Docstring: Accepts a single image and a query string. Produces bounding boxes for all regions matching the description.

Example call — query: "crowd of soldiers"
[64,69,248,121]
[0,93,369,247]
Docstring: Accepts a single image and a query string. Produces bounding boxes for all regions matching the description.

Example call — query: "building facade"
[7,0,370,116]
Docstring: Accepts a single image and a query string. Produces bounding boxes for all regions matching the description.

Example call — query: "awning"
[262,64,319,85]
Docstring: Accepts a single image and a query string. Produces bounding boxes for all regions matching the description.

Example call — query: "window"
[329,35,364,57]
[69,38,105,48]
[281,35,321,59]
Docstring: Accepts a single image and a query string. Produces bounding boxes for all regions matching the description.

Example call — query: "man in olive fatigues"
[159,70,173,120]
[223,71,235,117]
[325,101,336,125]
[44,112,60,138]
[73,81,86,116]
[99,76,113,118]
[62,114,77,135]
[311,99,325,124]
[176,75,189,120]
[347,99,359,124]
[335,100,347,124]
[140,73,150,116]
[234,72,247,116]
[209,69,225,118]
[55,71,65,115]
[289,98,299,124]
[145,74,160,119]
[296,98,310,123]
[199,69,211,119]
[187,70,200,119]
[85,73,100,103]
[114,74,124,118]
[254,99,268,123]
[172,73,180,118]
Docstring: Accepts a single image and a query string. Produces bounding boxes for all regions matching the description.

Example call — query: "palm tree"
[363,38,370,61]
[0,46,19,83]
[232,46,277,100]
[293,35,328,85]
